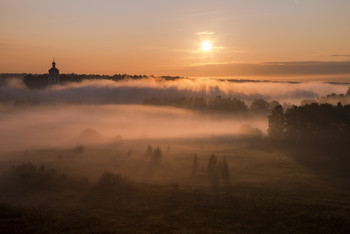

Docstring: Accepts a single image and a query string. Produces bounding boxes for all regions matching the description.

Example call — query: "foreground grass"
[1,140,350,233]
[1,177,350,234]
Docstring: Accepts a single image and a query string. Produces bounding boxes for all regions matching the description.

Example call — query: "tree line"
[22,73,149,89]
[145,96,280,115]
[268,102,350,143]
[267,100,350,183]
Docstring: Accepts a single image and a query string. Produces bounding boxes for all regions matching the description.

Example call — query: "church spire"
[48,58,60,85]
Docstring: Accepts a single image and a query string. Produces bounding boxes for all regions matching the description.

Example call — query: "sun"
[201,41,212,51]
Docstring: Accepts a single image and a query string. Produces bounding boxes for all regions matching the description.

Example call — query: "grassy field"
[1,138,350,233]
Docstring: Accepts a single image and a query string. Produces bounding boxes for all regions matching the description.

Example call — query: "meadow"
[1,136,350,233]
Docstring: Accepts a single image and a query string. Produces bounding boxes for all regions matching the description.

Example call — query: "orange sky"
[1,0,350,79]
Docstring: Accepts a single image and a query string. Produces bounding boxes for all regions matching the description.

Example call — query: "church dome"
[48,58,60,85]
[50,60,58,71]
[49,59,59,72]
[49,66,59,72]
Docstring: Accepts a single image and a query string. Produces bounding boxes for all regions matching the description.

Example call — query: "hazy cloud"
[0,77,348,106]
[196,31,215,35]
[0,42,13,51]
[177,61,350,76]
[331,54,350,57]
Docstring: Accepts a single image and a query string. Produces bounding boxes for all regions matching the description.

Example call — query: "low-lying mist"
[1,77,349,152]
[0,104,266,152]
[1,77,349,105]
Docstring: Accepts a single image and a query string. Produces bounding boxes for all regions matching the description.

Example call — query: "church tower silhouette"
[48,58,60,85]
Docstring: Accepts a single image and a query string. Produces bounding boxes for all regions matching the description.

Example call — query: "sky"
[1,0,350,80]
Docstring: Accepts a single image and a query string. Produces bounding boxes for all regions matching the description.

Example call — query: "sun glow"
[201,41,212,51]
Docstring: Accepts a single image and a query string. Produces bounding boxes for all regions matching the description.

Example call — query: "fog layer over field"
[1,77,349,105]
[1,77,349,152]
[0,104,267,152]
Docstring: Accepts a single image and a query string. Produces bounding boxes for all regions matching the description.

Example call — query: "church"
[48,59,60,85]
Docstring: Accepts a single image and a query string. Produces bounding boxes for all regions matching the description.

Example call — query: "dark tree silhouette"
[150,146,163,166]
[144,145,153,159]
[22,73,148,89]
[73,145,84,154]
[268,102,350,145]
[96,171,132,192]
[250,99,269,114]
[167,145,171,152]
[220,157,230,188]
[208,154,219,188]
[268,105,285,138]
[144,96,248,113]
[268,100,281,112]
[346,87,350,96]
[192,154,198,177]
[23,74,48,89]
[88,171,135,202]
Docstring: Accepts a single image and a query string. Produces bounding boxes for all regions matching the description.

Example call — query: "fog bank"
[0,104,266,152]
[0,78,348,105]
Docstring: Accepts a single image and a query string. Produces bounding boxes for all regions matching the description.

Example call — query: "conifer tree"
[208,154,219,188]
[192,154,198,177]
[144,145,153,158]
[150,146,163,166]
[221,157,230,188]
